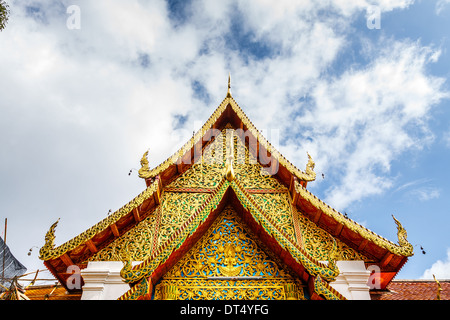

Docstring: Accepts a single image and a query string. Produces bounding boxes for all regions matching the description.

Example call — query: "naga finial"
[138,150,153,179]
[305,152,316,181]
[392,215,414,256]
[39,218,60,260]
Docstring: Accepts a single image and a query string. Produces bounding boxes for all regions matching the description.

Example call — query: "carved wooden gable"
[86,124,368,266]
[153,205,306,300]
[41,86,412,295]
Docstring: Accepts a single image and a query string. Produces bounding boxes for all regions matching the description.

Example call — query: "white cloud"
[443,130,450,148]
[421,248,450,279]
[394,180,440,202]
[436,0,450,14]
[292,39,446,210]
[2,2,444,189]
[395,178,432,192]
[0,0,447,274]
[410,187,441,201]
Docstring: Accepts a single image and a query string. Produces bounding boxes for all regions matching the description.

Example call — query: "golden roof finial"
[433,274,442,300]
[227,73,232,98]
[138,150,153,179]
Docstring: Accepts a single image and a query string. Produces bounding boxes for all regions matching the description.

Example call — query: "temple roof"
[371,279,450,300]
[137,80,317,185]
[39,78,414,294]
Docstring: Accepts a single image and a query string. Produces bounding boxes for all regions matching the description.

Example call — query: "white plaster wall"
[329,260,371,300]
[80,261,140,300]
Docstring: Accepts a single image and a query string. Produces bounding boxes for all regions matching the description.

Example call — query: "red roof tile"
[371,279,450,300]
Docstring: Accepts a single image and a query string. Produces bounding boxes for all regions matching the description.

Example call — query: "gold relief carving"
[166,125,287,191]
[120,179,229,285]
[231,179,340,282]
[305,152,316,181]
[154,278,304,300]
[295,209,368,262]
[137,97,315,183]
[138,150,152,179]
[218,243,242,277]
[119,277,151,300]
[154,206,305,300]
[392,215,414,255]
[157,192,209,248]
[91,191,209,263]
[86,211,159,262]
[284,283,299,300]
[39,179,161,261]
[314,275,344,300]
[224,128,235,182]
[38,219,59,260]
[225,160,235,182]
[294,180,414,257]
[162,206,290,279]
[161,284,177,300]
[249,193,296,241]
[231,127,287,190]
[166,163,224,189]
[234,163,286,190]
[120,179,340,287]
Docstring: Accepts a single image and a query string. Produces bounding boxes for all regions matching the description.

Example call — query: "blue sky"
[0,0,449,283]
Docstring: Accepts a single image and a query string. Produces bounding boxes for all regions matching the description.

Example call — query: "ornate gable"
[40,77,413,297]
[153,205,306,300]
[85,124,368,268]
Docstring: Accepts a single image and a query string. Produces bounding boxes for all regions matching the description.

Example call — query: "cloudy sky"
[1,0,449,283]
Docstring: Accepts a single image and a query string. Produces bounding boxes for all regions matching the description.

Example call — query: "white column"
[329,261,371,300]
[80,261,132,300]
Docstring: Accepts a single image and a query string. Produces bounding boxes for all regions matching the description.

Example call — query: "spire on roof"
[227,73,232,98]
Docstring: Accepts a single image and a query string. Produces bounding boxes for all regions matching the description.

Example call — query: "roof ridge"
[120,178,229,284]
[119,176,342,286]
[294,180,414,257]
[392,279,450,282]
[39,177,162,261]
[138,95,315,182]
[314,275,347,300]
[230,179,340,282]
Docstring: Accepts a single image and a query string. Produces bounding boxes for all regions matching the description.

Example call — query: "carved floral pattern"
[153,206,305,300]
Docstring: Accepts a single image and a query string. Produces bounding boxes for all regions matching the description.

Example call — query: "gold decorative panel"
[155,278,302,300]
[166,125,287,191]
[86,209,159,262]
[153,206,305,300]
[294,208,369,262]
[86,191,210,262]
[157,192,210,248]
[249,193,296,241]
[166,163,224,189]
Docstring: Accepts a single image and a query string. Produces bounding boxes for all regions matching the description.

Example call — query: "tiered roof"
[39,78,414,299]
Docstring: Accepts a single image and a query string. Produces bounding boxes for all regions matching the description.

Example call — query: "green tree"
[0,0,10,32]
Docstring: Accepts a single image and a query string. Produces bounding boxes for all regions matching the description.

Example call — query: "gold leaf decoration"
[153,206,306,300]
